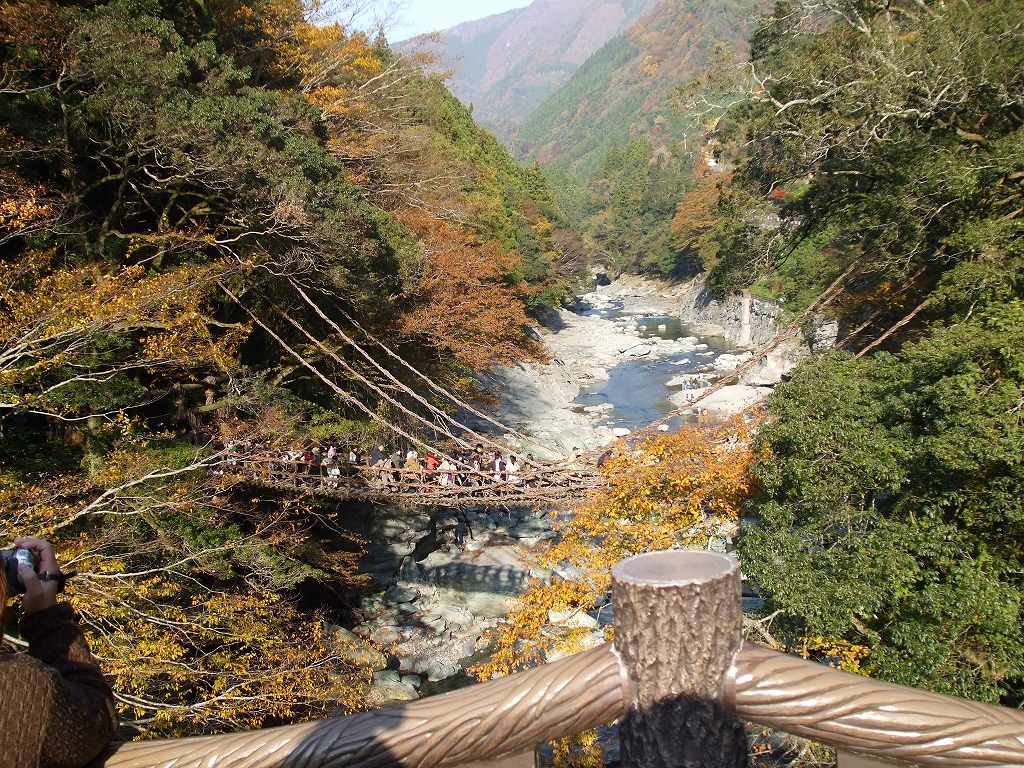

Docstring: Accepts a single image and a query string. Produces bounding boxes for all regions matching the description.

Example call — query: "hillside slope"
[399,0,660,143]
[514,0,757,177]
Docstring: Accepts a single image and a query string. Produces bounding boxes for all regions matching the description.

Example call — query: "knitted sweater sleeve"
[19,604,119,768]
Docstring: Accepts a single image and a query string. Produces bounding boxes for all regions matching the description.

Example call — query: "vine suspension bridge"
[217,267,854,506]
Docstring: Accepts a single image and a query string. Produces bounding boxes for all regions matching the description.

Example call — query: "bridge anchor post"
[612,550,748,768]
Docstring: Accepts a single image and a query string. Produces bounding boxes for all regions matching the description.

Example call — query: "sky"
[390,0,530,40]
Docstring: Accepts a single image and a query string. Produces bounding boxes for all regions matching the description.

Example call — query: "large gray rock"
[426,660,459,682]
[386,585,418,603]
[507,520,549,538]
[372,670,418,702]
[420,613,448,633]
[739,337,806,386]
[435,604,474,626]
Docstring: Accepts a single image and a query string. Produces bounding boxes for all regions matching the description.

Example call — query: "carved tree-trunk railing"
[94,551,1024,768]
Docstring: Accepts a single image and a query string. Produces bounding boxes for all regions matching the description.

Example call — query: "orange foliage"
[395,211,544,369]
[669,173,729,254]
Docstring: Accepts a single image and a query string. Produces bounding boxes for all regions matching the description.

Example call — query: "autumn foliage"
[475,417,754,680]
[0,0,570,738]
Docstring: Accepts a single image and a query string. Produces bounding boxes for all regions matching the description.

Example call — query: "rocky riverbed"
[478,274,772,456]
[337,501,576,705]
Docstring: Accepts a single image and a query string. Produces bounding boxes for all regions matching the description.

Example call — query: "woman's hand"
[13,537,61,613]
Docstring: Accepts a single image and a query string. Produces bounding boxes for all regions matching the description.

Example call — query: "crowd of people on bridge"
[229,440,589,493]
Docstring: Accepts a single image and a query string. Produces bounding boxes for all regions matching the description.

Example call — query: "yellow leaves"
[481,418,756,675]
[800,634,871,675]
[0,255,230,348]
[641,55,661,76]
[211,0,383,102]
[291,22,382,94]
[550,729,606,768]
[0,252,247,415]
[0,186,51,232]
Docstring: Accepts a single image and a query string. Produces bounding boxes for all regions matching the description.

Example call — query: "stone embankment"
[678,277,781,348]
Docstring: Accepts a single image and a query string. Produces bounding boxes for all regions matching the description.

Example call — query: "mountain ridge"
[513,0,759,179]
[397,0,661,142]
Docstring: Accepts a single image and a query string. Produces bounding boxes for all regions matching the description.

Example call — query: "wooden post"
[612,550,748,768]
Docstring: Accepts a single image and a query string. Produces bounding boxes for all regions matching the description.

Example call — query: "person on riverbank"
[0,537,119,767]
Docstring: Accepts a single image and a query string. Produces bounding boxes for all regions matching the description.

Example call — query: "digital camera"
[2,547,40,594]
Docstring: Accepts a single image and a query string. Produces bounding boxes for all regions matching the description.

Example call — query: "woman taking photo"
[0,537,118,768]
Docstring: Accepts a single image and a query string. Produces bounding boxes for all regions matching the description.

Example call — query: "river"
[574,301,739,433]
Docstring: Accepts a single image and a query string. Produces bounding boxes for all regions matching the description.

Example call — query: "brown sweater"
[0,604,118,768]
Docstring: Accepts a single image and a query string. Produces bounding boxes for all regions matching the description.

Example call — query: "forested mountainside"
[0,0,578,736]
[398,0,660,144]
[695,0,1024,703]
[4,0,1024,754]
[513,0,757,277]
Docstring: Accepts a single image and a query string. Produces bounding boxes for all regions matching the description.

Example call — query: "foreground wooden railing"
[93,551,1024,768]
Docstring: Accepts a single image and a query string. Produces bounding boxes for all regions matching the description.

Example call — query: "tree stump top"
[612,550,738,587]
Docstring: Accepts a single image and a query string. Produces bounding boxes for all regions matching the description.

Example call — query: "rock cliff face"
[678,279,781,349]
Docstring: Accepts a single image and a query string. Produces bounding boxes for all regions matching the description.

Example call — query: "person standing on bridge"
[507,455,522,486]
[424,452,439,484]
[467,452,482,488]
[389,449,403,485]
[438,456,454,487]
[403,452,421,488]
[491,453,505,484]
